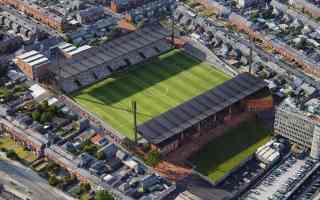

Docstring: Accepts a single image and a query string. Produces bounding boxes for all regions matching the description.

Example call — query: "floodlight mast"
[171,10,175,46]
[249,36,253,74]
[132,101,138,144]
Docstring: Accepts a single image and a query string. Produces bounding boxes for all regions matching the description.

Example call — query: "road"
[0,157,76,200]
[2,6,62,38]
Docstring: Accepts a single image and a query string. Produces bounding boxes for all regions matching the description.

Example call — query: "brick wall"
[246,98,274,112]
[0,0,66,31]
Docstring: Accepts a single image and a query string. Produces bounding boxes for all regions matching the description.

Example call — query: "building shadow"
[75,50,202,105]
[189,120,271,177]
[75,96,154,119]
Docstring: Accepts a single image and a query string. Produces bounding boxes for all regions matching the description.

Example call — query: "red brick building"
[15,50,51,81]
[0,0,68,32]
[0,118,47,157]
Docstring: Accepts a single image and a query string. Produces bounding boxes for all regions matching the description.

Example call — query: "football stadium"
[72,49,230,139]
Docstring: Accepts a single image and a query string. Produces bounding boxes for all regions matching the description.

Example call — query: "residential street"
[0,157,76,200]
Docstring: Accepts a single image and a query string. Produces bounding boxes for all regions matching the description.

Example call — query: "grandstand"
[54,24,172,93]
[137,73,270,155]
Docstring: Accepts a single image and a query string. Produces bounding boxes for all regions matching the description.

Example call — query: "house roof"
[90,133,104,145]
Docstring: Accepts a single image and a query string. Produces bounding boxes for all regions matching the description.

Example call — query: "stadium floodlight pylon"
[132,101,138,143]
[171,11,175,46]
[249,36,253,74]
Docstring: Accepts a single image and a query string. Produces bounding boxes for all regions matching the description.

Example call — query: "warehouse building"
[15,50,51,81]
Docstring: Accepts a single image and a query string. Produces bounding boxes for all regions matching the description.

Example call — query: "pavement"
[0,157,76,200]
[244,157,308,200]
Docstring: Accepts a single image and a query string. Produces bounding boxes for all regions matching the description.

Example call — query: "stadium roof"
[137,73,267,145]
[58,24,169,78]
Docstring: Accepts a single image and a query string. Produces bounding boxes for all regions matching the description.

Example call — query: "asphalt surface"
[0,158,76,200]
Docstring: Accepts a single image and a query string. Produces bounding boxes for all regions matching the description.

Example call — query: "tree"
[46,161,60,174]
[80,139,91,149]
[96,151,105,160]
[63,175,77,185]
[146,150,161,166]
[13,85,26,93]
[48,105,58,115]
[40,112,53,123]
[6,150,19,160]
[31,111,41,121]
[48,175,60,186]
[39,100,49,111]
[95,190,114,200]
[80,182,91,194]
[0,88,10,98]
[82,144,98,156]
[81,193,90,200]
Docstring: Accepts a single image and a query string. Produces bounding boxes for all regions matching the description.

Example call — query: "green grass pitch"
[189,121,271,181]
[72,49,230,139]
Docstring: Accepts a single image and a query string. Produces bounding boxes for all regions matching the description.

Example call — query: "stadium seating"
[77,71,96,86]
[59,25,173,93]
[141,47,158,58]
[61,79,80,93]
[127,52,144,65]
[110,58,127,71]
[92,65,111,80]
[156,40,172,52]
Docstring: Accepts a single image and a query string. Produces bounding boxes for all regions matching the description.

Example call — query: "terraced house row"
[0,0,68,31]
[194,0,320,77]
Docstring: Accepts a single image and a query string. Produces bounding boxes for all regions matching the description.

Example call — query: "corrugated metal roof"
[137,73,268,145]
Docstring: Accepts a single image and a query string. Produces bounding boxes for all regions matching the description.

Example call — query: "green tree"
[95,190,114,200]
[40,112,53,123]
[39,100,49,111]
[63,175,77,185]
[48,105,58,115]
[80,139,91,149]
[80,182,91,193]
[6,150,19,160]
[0,88,10,98]
[83,144,98,156]
[46,161,60,174]
[146,150,161,166]
[48,175,60,186]
[31,111,41,121]
[96,151,105,160]
[13,85,27,93]
[81,193,90,200]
